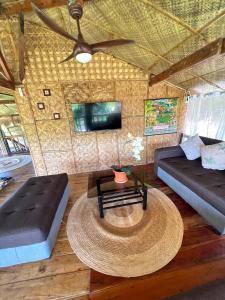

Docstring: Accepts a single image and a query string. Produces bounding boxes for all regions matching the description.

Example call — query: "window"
[184,92,225,141]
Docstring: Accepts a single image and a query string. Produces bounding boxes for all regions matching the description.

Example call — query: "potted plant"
[111,164,132,184]
[111,133,144,184]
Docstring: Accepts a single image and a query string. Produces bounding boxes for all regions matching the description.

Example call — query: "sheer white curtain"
[184,92,225,141]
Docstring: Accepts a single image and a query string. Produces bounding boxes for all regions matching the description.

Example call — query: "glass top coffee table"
[96,173,148,218]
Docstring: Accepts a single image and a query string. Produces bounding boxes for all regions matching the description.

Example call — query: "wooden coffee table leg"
[98,195,104,218]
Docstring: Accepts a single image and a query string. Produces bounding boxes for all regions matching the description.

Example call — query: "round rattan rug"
[67,188,183,278]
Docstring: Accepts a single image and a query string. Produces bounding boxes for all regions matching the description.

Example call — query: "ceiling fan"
[31,0,135,64]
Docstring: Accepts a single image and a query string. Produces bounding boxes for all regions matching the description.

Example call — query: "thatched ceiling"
[1,0,225,93]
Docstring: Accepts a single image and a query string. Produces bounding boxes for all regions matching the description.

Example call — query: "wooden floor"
[1,164,225,300]
[0,162,35,205]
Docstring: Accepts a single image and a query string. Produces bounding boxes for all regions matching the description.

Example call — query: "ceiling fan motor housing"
[67,0,83,20]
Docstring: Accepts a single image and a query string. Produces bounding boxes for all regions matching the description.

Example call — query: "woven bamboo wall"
[5,22,186,175]
[15,74,185,175]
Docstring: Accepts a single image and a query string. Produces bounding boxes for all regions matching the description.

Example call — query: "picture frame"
[144,97,178,136]
[53,113,60,120]
[37,102,45,110]
[43,89,51,96]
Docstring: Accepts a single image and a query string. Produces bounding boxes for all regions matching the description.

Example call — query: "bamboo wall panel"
[43,151,76,175]
[36,119,72,152]
[97,132,119,170]
[12,34,185,175]
[15,89,34,124]
[28,84,67,120]
[23,124,47,176]
[72,133,99,173]
[63,82,91,103]
[16,77,185,175]
[90,81,115,101]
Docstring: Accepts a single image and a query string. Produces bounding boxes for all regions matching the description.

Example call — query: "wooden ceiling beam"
[1,0,89,16]
[0,50,14,82]
[149,38,225,86]
[0,49,15,90]
[0,114,19,117]
[0,100,15,104]
[2,1,67,16]
[0,78,15,90]
[19,12,25,83]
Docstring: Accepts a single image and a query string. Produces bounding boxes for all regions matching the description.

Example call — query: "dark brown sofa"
[154,136,225,234]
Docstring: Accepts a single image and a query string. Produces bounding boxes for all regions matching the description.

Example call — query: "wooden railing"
[4,136,29,153]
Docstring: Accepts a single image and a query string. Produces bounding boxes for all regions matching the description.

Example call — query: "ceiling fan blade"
[59,44,79,64]
[19,12,25,83]
[31,2,77,42]
[91,39,135,52]
[59,52,75,64]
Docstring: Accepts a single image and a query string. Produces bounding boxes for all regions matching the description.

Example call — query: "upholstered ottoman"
[0,173,69,267]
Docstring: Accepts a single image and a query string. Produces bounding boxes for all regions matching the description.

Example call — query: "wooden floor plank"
[89,236,225,294]
[0,270,90,300]
[1,164,225,300]
[52,238,74,257]
[90,259,225,300]
[0,162,35,204]
[0,253,88,286]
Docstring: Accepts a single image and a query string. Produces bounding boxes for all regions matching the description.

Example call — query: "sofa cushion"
[201,142,225,170]
[0,173,68,249]
[180,134,204,160]
[200,136,222,145]
[158,157,225,215]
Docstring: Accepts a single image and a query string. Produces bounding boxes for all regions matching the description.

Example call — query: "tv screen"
[72,101,122,132]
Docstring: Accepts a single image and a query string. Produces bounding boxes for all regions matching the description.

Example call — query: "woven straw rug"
[67,188,183,278]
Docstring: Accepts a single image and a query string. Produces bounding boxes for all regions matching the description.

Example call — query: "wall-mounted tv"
[71,101,122,132]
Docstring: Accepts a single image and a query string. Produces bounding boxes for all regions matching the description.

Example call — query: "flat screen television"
[71,101,122,132]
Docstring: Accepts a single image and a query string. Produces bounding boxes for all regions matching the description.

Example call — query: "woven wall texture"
[2,0,225,94]
[0,20,185,175]
[15,76,185,175]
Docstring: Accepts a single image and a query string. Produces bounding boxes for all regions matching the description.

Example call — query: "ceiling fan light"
[76,52,92,64]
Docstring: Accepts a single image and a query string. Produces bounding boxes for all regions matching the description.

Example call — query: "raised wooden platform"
[1,164,225,300]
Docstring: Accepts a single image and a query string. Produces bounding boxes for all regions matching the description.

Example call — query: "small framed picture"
[37,102,45,110]
[43,89,51,96]
[53,113,60,120]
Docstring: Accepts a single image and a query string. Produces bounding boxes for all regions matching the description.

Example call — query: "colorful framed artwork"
[144,97,178,136]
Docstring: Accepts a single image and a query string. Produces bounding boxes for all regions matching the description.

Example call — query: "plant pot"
[114,171,128,184]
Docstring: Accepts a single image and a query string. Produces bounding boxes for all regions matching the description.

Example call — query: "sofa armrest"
[154,146,185,175]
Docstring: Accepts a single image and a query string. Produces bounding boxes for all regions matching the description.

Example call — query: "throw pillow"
[180,134,204,160]
[181,133,190,143]
[201,142,225,170]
